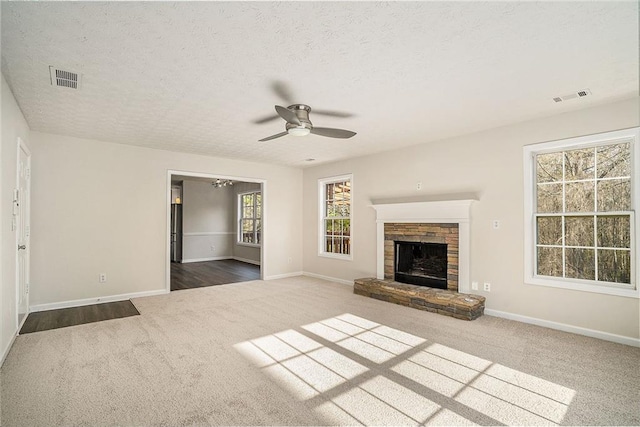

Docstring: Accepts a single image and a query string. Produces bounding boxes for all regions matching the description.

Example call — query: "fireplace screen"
[395,241,448,289]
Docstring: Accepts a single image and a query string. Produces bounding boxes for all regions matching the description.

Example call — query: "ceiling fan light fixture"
[287,126,311,137]
[212,179,233,188]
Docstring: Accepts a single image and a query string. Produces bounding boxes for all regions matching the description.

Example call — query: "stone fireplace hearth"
[353,278,485,320]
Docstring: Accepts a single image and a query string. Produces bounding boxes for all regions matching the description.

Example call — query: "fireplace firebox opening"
[395,241,448,289]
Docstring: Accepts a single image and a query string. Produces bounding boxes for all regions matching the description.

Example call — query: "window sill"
[318,252,353,261]
[237,242,261,248]
[525,276,639,298]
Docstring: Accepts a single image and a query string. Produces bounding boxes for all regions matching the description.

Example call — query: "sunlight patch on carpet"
[234,313,576,426]
[359,375,441,421]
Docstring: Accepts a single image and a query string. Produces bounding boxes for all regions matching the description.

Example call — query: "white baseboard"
[181,256,232,263]
[3,312,34,367]
[302,272,354,286]
[1,333,18,368]
[29,289,168,313]
[264,271,303,280]
[484,308,640,348]
[232,256,261,266]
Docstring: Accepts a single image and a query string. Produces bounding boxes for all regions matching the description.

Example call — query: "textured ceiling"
[1,2,638,167]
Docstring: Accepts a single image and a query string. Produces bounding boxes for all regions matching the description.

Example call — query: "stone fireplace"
[385,224,458,291]
[370,199,473,294]
[356,199,483,320]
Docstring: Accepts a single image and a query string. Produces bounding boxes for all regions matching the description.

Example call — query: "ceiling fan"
[255,81,356,142]
[258,104,357,142]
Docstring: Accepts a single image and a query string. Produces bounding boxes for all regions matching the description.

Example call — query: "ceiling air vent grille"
[49,66,81,89]
[552,89,591,103]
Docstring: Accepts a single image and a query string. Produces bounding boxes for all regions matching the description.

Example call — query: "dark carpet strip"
[20,300,140,334]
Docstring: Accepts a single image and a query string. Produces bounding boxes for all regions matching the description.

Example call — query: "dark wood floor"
[20,300,139,334]
[19,260,259,333]
[171,259,261,291]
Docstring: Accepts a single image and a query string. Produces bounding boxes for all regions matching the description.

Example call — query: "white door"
[16,138,30,326]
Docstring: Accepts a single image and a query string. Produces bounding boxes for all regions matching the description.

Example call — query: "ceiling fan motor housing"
[286,104,313,129]
[289,104,312,116]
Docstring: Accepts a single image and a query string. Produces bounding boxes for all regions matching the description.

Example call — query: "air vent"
[552,89,591,103]
[49,66,81,89]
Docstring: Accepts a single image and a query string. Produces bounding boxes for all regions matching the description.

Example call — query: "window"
[524,128,639,297]
[319,175,352,259]
[238,191,261,245]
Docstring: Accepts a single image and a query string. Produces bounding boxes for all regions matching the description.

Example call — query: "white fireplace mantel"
[370,199,474,293]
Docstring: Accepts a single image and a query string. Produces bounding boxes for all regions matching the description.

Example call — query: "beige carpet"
[1,276,639,426]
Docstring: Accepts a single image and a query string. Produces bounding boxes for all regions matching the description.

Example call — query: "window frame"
[318,174,353,260]
[523,127,639,298]
[237,190,262,247]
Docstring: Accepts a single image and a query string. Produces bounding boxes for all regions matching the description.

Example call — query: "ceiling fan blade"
[253,114,280,124]
[310,127,356,139]
[258,131,288,142]
[312,109,354,119]
[275,105,301,125]
[272,81,295,104]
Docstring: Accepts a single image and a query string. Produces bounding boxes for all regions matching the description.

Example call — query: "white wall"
[182,180,234,262]
[302,97,640,341]
[1,74,31,363]
[29,132,303,307]
[233,182,262,264]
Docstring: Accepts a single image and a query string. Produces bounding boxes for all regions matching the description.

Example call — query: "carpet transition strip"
[19,300,140,334]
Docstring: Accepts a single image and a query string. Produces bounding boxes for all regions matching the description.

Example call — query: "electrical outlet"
[99,273,107,283]
[416,182,422,191]
[471,281,478,290]
[483,282,491,292]
[288,257,292,264]
[492,220,500,229]
[210,245,215,252]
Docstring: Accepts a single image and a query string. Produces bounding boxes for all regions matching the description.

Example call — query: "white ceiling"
[1,2,638,168]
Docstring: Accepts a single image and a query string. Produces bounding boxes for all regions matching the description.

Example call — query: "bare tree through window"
[535,142,631,285]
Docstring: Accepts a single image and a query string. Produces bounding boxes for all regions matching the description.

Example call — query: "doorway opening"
[166,171,265,292]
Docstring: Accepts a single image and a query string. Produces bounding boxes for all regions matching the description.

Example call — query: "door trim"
[15,137,31,331]
[165,170,266,293]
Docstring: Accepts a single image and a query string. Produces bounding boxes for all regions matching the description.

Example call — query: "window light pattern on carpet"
[234,313,575,426]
